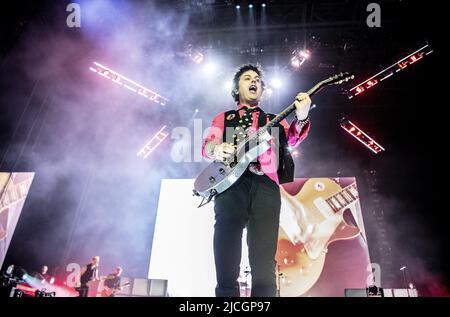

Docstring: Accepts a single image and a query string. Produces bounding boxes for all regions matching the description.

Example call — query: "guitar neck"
[266,81,324,129]
[325,183,359,213]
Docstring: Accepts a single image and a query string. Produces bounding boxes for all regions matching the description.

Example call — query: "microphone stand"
[276,265,283,297]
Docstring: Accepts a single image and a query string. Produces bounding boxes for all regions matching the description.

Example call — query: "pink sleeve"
[202,112,225,158]
[279,118,311,147]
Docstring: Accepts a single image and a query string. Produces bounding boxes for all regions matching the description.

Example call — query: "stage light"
[249,4,253,9]
[355,86,365,95]
[366,79,378,88]
[340,118,385,154]
[225,80,233,90]
[186,45,204,64]
[270,78,282,89]
[346,44,433,99]
[299,50,310,59]
[236,5,240,9]
[290,56,302,69]
[290,49,310,69]
[191,52,204,64]
[137,126,169,159]
[90,62,169,106]
[20,272,28,280]
[195,109,199,113]
[203,62,217,74]
[262,3,266,7]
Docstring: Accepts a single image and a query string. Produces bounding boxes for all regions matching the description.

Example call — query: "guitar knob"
[209,176,216,183]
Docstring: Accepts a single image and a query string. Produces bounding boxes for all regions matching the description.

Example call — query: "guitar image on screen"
[276,178,361,296]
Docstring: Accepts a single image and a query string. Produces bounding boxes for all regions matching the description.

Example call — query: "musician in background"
[33,265,54,284]
[102,266,123,297]
[77,256,100,297]
[202,64,311,297]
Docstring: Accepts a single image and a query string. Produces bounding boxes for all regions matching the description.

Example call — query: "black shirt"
[80,263,98,285]
[34,272,50,282]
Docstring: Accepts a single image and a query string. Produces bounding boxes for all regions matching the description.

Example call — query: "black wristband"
[296,115,309,123]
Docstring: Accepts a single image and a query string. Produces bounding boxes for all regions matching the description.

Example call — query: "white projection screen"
[149,177,371,297]
[1,172,35,268]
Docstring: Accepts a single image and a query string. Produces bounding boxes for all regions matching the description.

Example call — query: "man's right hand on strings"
[213,142,235,161]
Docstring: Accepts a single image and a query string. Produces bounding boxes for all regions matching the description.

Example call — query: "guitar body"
[101,286,114,297]
[100,282,130,297]
[276,227,326,297]
[276,178,360,296]
[194,131,271,199]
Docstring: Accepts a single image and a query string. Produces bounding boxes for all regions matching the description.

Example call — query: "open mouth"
[249,84,257,93]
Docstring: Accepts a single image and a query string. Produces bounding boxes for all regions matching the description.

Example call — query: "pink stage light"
[90,62,169,106]
[290,49,310,70]
[137,126,169,159]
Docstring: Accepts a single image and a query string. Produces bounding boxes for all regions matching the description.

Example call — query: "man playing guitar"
[101,266,125,297]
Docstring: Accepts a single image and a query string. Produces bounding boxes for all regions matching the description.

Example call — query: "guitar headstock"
[307,72,355,97]
[325,72,355,86]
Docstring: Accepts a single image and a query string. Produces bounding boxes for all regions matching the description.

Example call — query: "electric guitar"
[276,178,361,296]
[193,73,354,204]
[101,281,130,297]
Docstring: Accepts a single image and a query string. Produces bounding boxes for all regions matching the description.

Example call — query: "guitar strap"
[223,109,294,184]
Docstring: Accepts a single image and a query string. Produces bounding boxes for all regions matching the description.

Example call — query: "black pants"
[213,170,281,297]
[77,285,89,297]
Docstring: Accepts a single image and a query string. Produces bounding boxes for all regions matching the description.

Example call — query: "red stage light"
[366,79,378,88]
[347,44,432,99]
[355,86,365,95]
[398,61,408,69]
[340,118,385,154]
